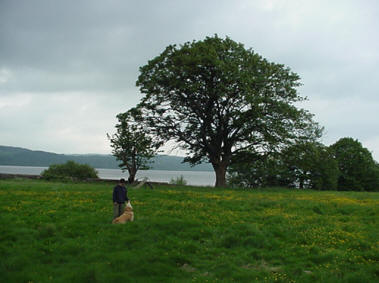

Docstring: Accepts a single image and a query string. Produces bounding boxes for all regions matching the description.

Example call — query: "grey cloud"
[0,0,226,93]
[0,0,378,159]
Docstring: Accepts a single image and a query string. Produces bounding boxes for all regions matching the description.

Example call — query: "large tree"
[136,35,322,187]
[107,109,161,183]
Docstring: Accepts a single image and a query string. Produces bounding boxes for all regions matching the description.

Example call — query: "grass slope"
[0,179,378,282]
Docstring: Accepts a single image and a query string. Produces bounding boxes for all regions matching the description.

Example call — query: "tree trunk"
[299,178,304,189]
[128,167,137,184]
[213,163,228,187]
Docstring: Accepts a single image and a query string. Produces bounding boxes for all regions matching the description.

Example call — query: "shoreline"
[0,166,215,186]
[0,173,170,185]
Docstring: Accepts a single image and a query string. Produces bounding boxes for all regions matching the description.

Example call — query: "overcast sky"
[1,0,378,161]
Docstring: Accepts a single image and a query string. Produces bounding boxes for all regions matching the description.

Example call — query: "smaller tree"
[228,152,287,188]
[330,137,379,191]
[228,142,339,190]
[107,109,161,183]
[281,142,339,190]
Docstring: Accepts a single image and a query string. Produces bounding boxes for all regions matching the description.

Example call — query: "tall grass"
[0,179,378,282]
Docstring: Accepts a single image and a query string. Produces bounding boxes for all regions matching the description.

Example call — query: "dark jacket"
[113,184,129,203]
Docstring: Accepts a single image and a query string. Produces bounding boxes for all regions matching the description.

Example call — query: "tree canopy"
[330,137,379,191]
[229,137,379,191]
[280,142,339,190]
[228,142,339,190]
[136,35,322,187]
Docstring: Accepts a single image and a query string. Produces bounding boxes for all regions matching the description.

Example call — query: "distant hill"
[0,145,213,171]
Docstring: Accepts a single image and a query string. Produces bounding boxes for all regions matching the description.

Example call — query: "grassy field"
[0,179,378,283]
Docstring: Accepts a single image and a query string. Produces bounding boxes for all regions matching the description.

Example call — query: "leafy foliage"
[41,160,98,181]
[330,137,379,191]
[280,142,339,190]
[229,138,379,191]
[136,35,322,187]
[107,109,162,183]
[228,142,339,190]
[228,152,287,188]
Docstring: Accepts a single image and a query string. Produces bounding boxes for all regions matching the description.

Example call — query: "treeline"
[228,137,379,191]
[0,146,213,171]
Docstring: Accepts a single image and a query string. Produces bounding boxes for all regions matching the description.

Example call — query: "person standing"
[113,178,129,220]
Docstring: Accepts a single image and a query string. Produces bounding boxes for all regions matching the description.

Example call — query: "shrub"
[41,161,98,181]
[169,175,187,186]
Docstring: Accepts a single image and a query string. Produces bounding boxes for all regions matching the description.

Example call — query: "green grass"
[0,179,378,282]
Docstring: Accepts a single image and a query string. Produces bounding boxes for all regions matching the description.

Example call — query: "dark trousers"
[113,202,126,219]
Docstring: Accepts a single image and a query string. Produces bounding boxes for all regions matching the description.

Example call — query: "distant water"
[0,165,215,186]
